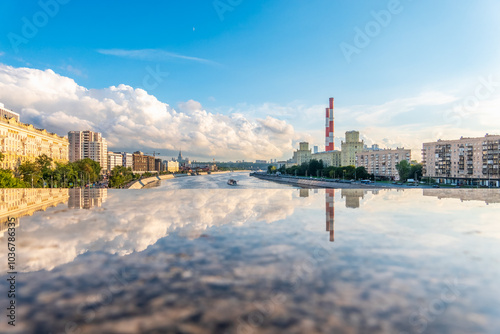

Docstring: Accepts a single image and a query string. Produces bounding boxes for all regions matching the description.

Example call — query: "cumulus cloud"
[0,64,296,160]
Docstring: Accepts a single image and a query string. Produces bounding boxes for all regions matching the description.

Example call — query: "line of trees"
[268,159,423,182]
[0,154,103,188]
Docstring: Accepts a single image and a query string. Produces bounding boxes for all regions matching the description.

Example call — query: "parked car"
[432,184,440,188]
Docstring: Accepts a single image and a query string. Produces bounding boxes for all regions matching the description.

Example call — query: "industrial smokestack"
[325,97,334,151]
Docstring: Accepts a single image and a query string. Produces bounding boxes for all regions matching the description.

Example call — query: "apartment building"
[68,131,107,172]
[341,131,364,166]
[132,151,155,172]
[0,106,68,170]
[107,151,123,172]
[356,147,411,180]
[422,134,500,187]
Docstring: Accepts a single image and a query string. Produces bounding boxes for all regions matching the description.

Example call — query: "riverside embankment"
[251,173,395,189]
[127,171,232,189]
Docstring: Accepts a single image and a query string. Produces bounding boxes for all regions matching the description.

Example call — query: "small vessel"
[227,179,238,186]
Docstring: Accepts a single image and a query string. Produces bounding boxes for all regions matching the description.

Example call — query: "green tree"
[109,166,135,188]
[355,166,370,180]
[308,159,324,177]
[409,163,423,181]
[0,169,27,188]
[267,165,277,174]
[396,160,411,182]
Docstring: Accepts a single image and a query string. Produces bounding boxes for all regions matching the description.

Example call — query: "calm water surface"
[1,172,500,334]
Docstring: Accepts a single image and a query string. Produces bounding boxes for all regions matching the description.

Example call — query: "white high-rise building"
[121,152,133,169]
[107,151,123,172]
[68,131,107,172]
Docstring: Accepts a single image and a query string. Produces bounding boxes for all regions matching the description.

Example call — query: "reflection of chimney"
[325,189,335,242]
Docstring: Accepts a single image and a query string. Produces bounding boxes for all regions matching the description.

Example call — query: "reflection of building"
[325,189,334,242]
[341,189,365,209]
[68,130,107,172]
[0,104,69,170]
[0,189,69,234]
[356,148,411,180]
[422,134,500,187]
[423,189,500,205]
[299,189,310,197]
[68,188,108,209]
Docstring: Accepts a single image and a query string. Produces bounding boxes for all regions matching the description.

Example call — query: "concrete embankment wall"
[127,171,232,189]
[252,174,376,189]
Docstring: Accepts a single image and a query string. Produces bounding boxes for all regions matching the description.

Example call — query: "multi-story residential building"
[356,147,411,180]
[312,150,342,167]
[422,134,500,187]
[0,107,68,170]
[155,158,164,172]
[107,151,123,172]
[0,103,20,122]
[68,131,107,172]
[341,131,364,166]
[132,151,155,172]
[121,152,133,169]
[166,160,179,173]
[291,142,312,165]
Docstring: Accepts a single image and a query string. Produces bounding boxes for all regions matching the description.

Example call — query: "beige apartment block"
[0,117,69,170]
[68,130,107,172]
[341,131,364,166]
[422,134,500,187]
[312,150,342,167]
[356,148,411,180]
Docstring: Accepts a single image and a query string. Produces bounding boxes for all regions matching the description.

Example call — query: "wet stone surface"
[1,173,500,333]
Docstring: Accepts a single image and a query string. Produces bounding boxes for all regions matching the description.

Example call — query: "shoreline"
[251,173,427,189]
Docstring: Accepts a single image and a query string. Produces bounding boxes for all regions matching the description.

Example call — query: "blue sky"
[0,0,499,161]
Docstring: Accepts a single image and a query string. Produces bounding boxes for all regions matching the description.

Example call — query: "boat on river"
[227,179,238,186]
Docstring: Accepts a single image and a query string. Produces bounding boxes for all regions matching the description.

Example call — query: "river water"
[1,172,499,333]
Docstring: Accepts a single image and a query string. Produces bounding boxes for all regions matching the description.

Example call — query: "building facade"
[356,148,411,180]
[166,160,179,173]
[422,134,500,187]
[132,151,156,172]
[292,142,312,165]
[0,103,20,122]
[312,150,342,167]
[341,131,364,166]
[68,131,107,172]
[107,151,123,172]
[0,114,68,170]
[120,152,133,169]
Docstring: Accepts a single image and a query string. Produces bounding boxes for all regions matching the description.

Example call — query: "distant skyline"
[1,0,499,161]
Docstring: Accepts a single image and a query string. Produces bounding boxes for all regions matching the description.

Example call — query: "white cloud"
[0,64,297,160]
[97,48,217,65]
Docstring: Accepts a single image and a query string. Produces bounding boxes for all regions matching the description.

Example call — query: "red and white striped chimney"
[325,97,334,151]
